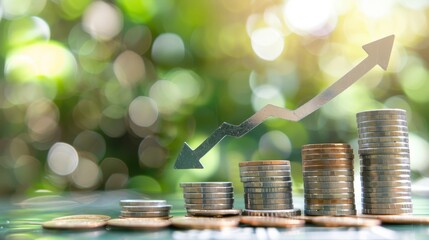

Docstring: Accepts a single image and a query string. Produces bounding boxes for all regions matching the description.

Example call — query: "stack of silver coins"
[119,200,171,219]
[357,109,413,215]
[302,144,356,216]
[239,160,301,217]
[180,182,234,214]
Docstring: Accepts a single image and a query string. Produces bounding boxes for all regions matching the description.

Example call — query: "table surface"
[1,190,428,240]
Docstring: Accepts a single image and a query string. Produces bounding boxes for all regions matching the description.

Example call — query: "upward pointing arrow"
[175,35,395,169]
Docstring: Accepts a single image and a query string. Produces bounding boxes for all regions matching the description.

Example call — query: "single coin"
[239,160,290,167]
[185,198,234,205]
[240,176,292,182]
[302,153,354,160]
[361,175,410,182]
[361,197,412,204]
[304,193,355,199]
[358,136,409,143]
[302,148,353,154]
[359,142,409,148]
[171,216,239,230]
[305,199,354,205]
[357,120,408,128]
[363,203,413,209]
[358,148,410,155]
[360,158,410,166]
[240,216,304,228]
[120,211,169,218]
[245,198,293,205]
[302,143,351,149]
[311,216,380,227]
[182,186,233,193]
[122,206,172,212]
[303,169,354,176]
[239,165,291,172]
[183,192,234,199]
[305,204,356,211]
[186,209,241,217]
[242,209,301,217]
[245,192,292,199]
[358,125,408,133]
[184,203,233,210]
[245,203,294,210]
[42,219,107,230]
[303,165,354,170]
[120,200,167,207]
[304,182,353,189]
[180,182,232,188]
[361,164,410,171]
[357,113,407,121]
[362,192,411,198]
[53,214,111,221]
[302,160,353,166]
[361,169,411,176]
[304,188,353,194]
[359,131,408,138]
[362,186,411,193]
[360,153,410,159]
[359,215,429,224]
[244,187,292,193]
[362,208,413,215]
[356,109,406,117]
[239,170,291,177]
[304,175,354,182]
[244,181,292,188]
[107,218,171,230]
[361,180,411,188]
[304,209,356,216]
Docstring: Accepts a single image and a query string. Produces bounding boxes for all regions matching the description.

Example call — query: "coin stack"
[119,200,171,219]
[180,182,236,216]
[357,109,413,215]
[239,160,301,217]
[302,143,356,216]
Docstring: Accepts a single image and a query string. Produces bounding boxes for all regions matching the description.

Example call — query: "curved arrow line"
[175,35,395,169]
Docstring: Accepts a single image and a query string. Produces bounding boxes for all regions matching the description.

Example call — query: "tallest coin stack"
[357,109,413,215]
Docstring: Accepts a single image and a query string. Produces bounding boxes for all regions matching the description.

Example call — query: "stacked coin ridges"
[180,182,234,213]
[119,200,171,218]
[357,109,412,215]
[302,143,356,216]
[239,160,300,217]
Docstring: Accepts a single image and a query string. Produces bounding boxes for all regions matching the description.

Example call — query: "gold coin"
[171,216,239,230]
[53,214,111,221]
[107,218,171,230]
[42,219,107,230]
[240,216,304,228]
[359,215,429,224]
[239,160,290,167]
[311,216,380,227]
[302,148,353,154]
[302,143,351,149]
[302,160,353,166]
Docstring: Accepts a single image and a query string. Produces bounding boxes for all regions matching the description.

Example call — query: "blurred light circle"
[128,175,162,193]
[358,0,395,19]
[149,80,181,115]
[114,50,145,87]
[73,130,106,159]
[251,85,285,111]
[166,69,201,102]
[283,0,336,35]
[47,142,79,176]
[151,33,185,65]
[124,26,152,54]
[251,27,284,61]
[105,173,128,190]
[71,158,102,189]
[82,1,123,41]
[259,130,292,158]
[129,96,158,127]
[26,99,59,142]
[7,16,50,48]
[116,0,157,23]
[1,0,46,19]
[138,136,167,168]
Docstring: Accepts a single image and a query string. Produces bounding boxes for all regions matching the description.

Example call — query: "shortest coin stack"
[119,200,171,219]
[180,182,236,216]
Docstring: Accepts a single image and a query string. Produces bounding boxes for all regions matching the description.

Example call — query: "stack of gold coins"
[357,109,413,215]
[302,143,356,216]
[180,182,237,216]
[239,160,301,217]
[119,200,171,219]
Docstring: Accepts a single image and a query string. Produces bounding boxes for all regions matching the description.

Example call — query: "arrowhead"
[174,143,203,169]
[362,35,395,70]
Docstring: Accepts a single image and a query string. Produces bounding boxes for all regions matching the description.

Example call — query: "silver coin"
[359,142,409,148]
[362,208,413,215]
[363,203,413,209]
[120,200,167,206]
[358,136,409,143]
[304,192,355,199]
[240,176,292,182]
[359,131,408,138]
[303,169,354,176]
[185,203,233,210]
[239,165,291,172]
[304,175,354,182]
[122,205,172,212]
[245,203,294,210]
[244,192,292,199]
[360,158,410,165]
[186,209,241,217]
[362,186,412,193]
[304,182,354,189]
[362,192,411,198]
[304,209,356,216]
[358,125,408,133]
[305,198,354,205]
[357,113,407,121]
[360,169,411,176]
[303,188,354,194]
[357,120,408,128]
[361,175,410,182]
[356,109,406,117]
[244,181,292,188]
[242,209,301,217]
[182,186,233,193]
[239,170,291,177]
[245,198,293,205]
[358,148,410,155]
[361,197,412,204]
[185,198,234,205]
[183,192,234,199]
[302,143,351,149]
[360,163,410,171]
[362,181,411,188]
[120,211,169,218]
[180,182,232,187]
[244,187,292,193]
[360,154,410,159]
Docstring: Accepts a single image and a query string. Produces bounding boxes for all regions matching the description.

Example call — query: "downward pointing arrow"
[175,35,395,169]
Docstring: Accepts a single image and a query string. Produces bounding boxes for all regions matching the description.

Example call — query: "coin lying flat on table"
[171,217,239,230]
[42,219,107,230]
[359,215,429,224]
[53,214,111,221]
[311,216,381,227]
[240,216,304,228]
[107,218,171,230]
